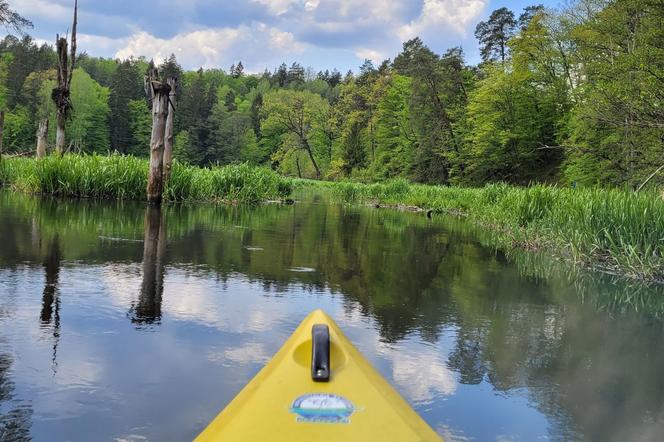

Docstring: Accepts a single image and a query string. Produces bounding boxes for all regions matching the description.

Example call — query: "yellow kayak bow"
[195,309,442,441]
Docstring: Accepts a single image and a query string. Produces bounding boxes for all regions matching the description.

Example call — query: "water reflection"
[130,205,166,326]
[0,190,663,441]
[0,351,33,442]
[39,235,62,373]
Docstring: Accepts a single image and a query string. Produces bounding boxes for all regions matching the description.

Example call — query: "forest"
[0,0,662,190]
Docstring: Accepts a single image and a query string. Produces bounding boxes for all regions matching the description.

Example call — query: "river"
[0,190,663,441]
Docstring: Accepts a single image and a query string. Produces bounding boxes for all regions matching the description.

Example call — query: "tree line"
[0,0,662,188]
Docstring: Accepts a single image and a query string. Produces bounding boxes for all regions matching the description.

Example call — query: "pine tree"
[475,7,517,63]
[287,62,305,86]
[274,63,288,87]
[109,59,144,153]
[393,38,461,183]
[232,61,244,78]
[329,69,342,87]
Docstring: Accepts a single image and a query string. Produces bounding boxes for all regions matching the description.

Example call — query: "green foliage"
[2,105,31,151]
[0,52,11,109]
[1,154,147,198]
[109,59,145,153]
[68,69,111,153]
[239,129,265,165]
[322,179,664,281]
[261,89,331,178]
[173,130,194,163]
[127,99,151,156]
[475,7,517,63]
[77,55,117,87]
[0,0,661,190]
[392,38,467,183]
[562,0,664,188]
[0,154,293,203]
[207,90,252,163]
[371,75,414,179]
[465,62,561,184]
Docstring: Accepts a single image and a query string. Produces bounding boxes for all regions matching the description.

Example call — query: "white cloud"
[78,33,129,54]
[21,0,488,70]
[207,342,271,366]
[390,347,457,403]
[115,29,237,68]
[14,0,74,22]
[113,23,304,71]
[347,319,458,405]
[252,0,301,15]
[304,0,321,12]
[400,0,488,39]
[355,48,386,64]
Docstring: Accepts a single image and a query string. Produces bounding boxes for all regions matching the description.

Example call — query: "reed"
[322,180,664,282]
[0,154,293,204]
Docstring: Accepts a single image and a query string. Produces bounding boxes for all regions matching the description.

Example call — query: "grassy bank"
[0,154,293,203]
[307,179,664,282]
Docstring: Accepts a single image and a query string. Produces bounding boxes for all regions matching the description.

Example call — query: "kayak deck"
[195,309,441,441]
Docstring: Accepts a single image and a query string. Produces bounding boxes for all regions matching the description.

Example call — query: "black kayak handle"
[311,324,330,382]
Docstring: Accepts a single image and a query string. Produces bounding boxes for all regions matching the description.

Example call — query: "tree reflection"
[39,234,62,374]
[0,353,33,441]
[40,235,61,324]
[130,205,166,326]
[3,191,664,440]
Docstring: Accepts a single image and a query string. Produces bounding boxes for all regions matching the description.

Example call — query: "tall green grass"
[323,180,664,282]
[0,154,293,203]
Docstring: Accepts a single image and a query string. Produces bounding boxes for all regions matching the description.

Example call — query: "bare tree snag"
[36,118,48,158]
[163,76,177,182]
[145,62,171,204]
[51,0,77,154]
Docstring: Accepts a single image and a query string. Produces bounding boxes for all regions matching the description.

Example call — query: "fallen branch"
[636,164,664,192]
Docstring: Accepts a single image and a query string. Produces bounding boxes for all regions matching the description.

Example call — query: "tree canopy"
[0,0,661,189]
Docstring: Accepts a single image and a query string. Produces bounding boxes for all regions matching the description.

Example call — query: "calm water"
[1,190,663,441]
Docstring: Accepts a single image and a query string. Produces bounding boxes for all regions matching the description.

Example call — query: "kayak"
[195,309,442,441]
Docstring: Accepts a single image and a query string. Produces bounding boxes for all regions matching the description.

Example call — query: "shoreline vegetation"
[299,179,664,284]
[1,154,663,284]
[0,154,292,203]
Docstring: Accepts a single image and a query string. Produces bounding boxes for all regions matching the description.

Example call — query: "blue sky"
[14,0,560,73]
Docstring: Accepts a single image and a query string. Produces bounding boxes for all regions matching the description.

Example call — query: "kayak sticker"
[290,393,355,424]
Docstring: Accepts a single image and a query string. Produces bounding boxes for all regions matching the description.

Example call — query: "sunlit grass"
[0,154,293,203]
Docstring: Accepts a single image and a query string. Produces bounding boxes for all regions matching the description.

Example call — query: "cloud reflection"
[207,343,271,366]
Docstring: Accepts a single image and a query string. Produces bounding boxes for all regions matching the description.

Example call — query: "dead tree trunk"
[52,0,77,154]
[145,62,171,204]
[163,76,177,182]
[36,119,48,158]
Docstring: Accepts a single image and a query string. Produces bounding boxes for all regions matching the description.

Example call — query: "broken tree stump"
[163,76,177,182]
[145,61,171,204]
[52,0,77,154]
[36,118,48,158]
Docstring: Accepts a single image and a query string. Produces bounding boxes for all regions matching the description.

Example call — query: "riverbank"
[297,179,664,283]
[0,155,292,203]
[1,155,661,282]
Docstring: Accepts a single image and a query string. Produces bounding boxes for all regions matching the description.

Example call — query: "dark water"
[1,190,663,441]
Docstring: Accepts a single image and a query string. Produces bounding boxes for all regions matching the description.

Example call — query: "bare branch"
[67,0,78,88]
[0,1,33,35]
[636,164,664,192]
